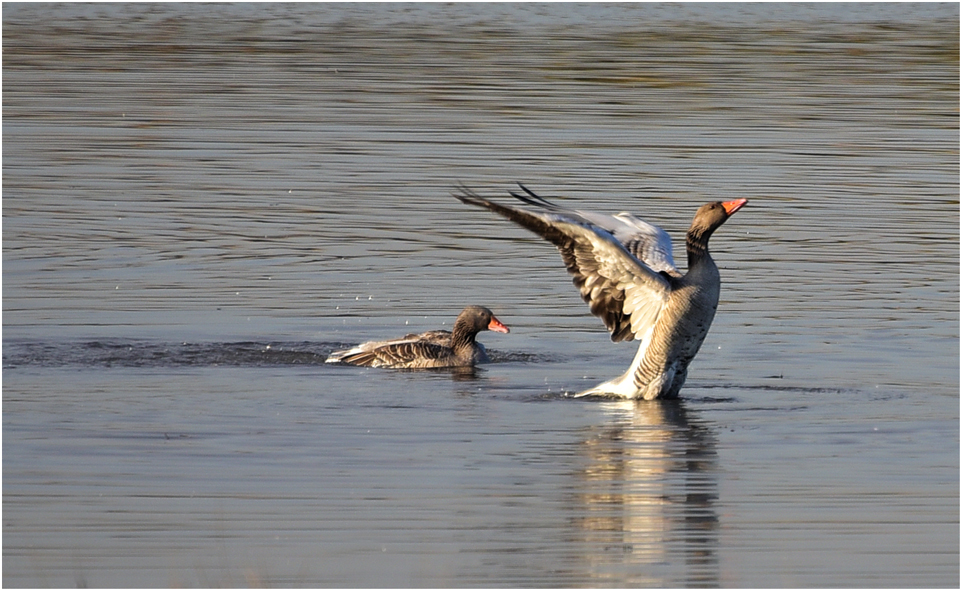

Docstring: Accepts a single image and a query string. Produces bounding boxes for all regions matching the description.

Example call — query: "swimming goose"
[454,184,746,399]
[326,305,509,369]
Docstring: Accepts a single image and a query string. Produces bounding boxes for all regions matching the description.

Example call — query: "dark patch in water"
[687,396,740,404]
[2,340,548,371]
[3,340,336,369]
[697,383,858,395]
[487,350,562,364]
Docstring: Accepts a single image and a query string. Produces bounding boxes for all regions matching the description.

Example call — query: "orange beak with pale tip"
[488,316,510,334]
[721,198,748,216]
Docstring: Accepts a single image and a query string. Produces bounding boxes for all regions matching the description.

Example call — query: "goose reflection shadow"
[572,399,718,587]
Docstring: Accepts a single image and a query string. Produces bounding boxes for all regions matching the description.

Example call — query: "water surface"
[4,4,958,587]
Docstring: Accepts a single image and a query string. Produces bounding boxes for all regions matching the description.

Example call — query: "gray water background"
[3,3,959,587]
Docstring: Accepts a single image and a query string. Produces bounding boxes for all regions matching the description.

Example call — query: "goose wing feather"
[327,336,453,367]
[455,185,671,343]
[510,183,679,276]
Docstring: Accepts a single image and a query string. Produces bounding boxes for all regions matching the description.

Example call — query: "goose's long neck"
[450,319,477,351]
[686,226,714,269]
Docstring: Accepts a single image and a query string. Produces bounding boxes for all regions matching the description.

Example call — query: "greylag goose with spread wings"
[326,305,509,369]
[454,184,746,400]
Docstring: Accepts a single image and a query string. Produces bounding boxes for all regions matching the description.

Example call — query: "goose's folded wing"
[327,338,451,367]
[411,330,453,346]
[455,186,671,343]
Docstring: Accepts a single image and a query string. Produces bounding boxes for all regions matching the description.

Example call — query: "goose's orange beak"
[722,198,748,216]
[488,316,510,334]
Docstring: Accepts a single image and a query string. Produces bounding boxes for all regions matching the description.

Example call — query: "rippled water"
[3,4,958,587]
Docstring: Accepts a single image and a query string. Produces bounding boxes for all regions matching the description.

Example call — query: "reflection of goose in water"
[572,399,718,586]
[455,185,746,399]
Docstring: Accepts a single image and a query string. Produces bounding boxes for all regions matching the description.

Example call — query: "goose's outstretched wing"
[454,184,672,343]
[508,183,679,277]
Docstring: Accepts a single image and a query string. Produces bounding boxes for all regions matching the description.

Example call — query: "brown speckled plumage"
[455,184,746,399]
[326,305,509,369]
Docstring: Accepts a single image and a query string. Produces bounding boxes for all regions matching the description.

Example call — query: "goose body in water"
[326,305,509,369]
[455,184,746,400]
